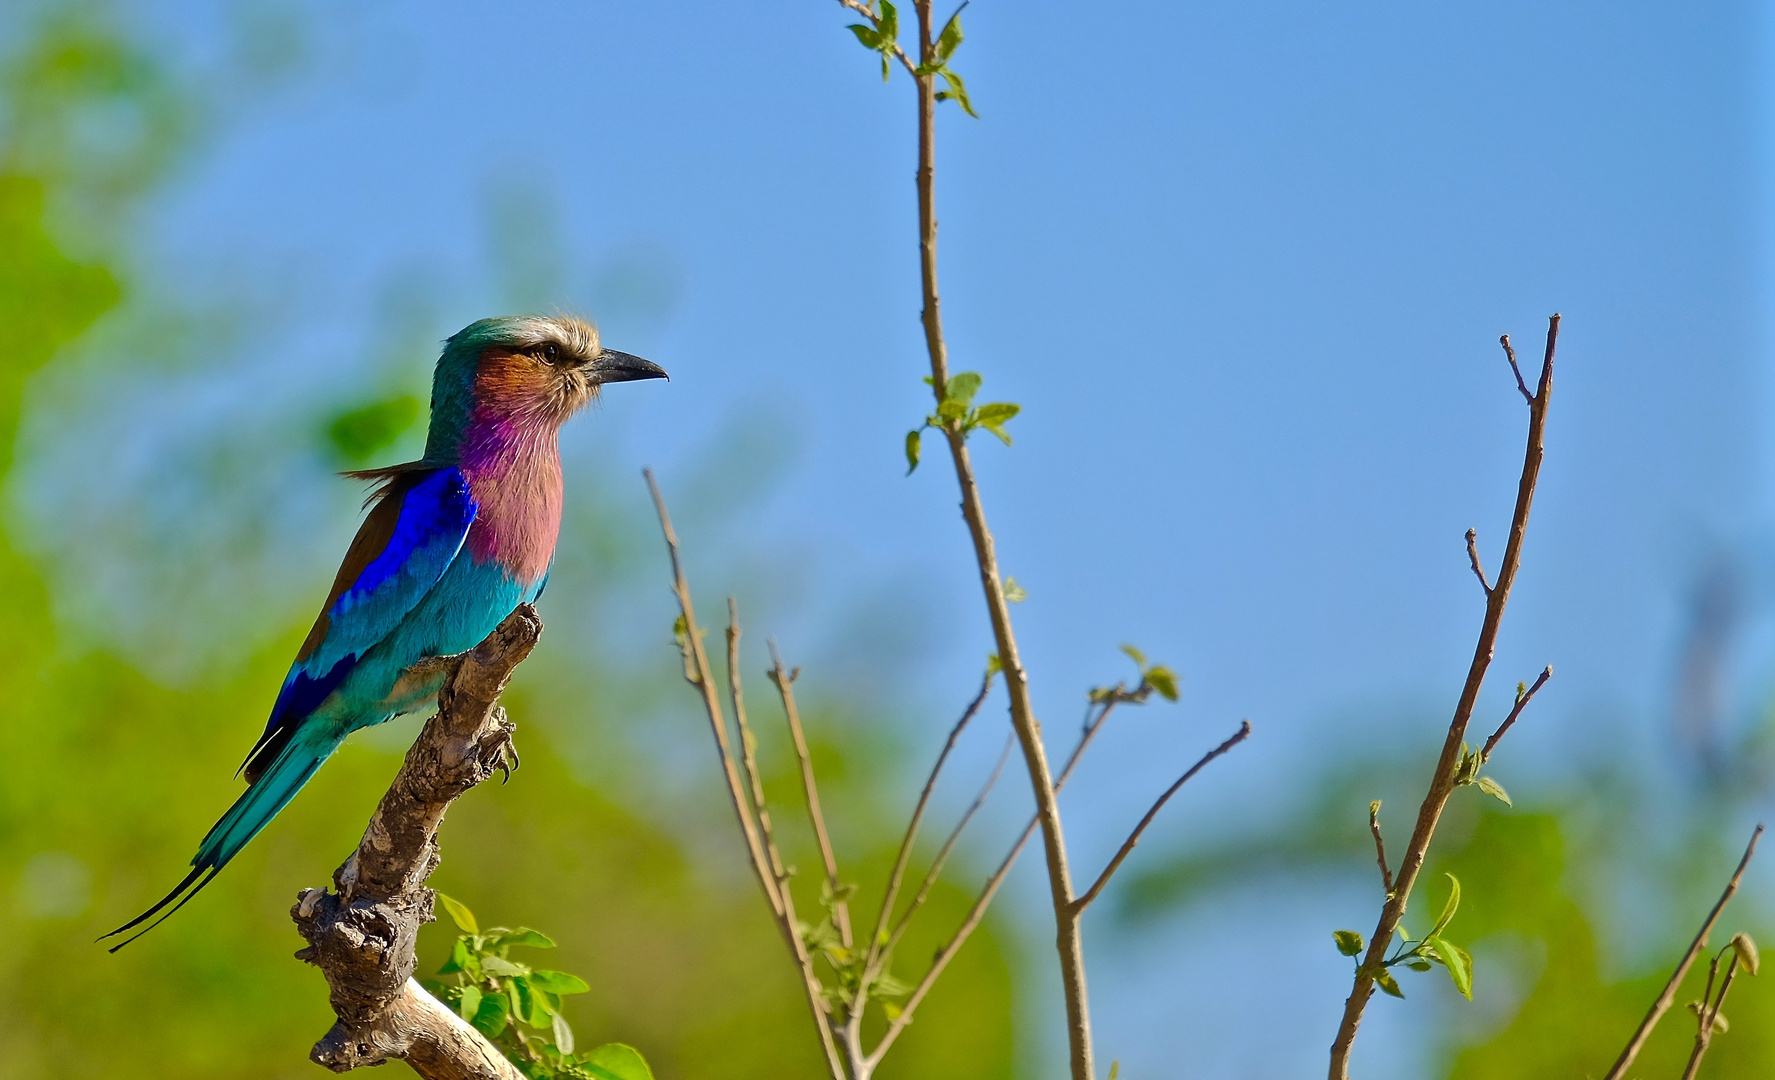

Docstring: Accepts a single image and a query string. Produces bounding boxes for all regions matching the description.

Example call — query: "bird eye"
[541,343,560,364]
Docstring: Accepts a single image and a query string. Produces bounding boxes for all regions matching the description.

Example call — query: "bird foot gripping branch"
[291,606,541,1079]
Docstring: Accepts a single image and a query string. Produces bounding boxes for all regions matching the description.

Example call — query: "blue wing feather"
[242,467,476,779]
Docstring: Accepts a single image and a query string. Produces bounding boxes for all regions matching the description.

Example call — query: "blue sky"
[8,1,1769,1075]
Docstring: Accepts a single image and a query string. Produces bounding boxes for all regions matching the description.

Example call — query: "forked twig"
[1603,823,1763,1080]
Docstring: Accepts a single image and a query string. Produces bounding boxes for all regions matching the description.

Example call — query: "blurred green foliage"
[0,8,1016,1079]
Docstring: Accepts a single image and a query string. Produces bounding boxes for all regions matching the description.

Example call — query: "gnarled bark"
[290,605,541,1079]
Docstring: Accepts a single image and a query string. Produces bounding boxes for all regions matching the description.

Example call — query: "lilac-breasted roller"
[104,315,666,949]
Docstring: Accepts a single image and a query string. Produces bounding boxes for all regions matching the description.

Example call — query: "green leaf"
[1405,958,1433,972]
[974,401,1019,444]
[936,398,968,421]
[1144,665,1179,702]
[1333,930,1364,956]
[905,429,921,474]
[934,7,965,62]
[847,24,881,49]
[1427,873,1461,939]
[437,892,478,934]
[489,928,556,951]
[938,69,977,117]
[579,1043,657,1080]
[530,970,592,995]
[1425,935,1473,1000]
[877,1,899,48]
[1002,576,1027,603]
[1375,970,1404,998]
[481,955,530,978]
[511,975,553,1027]
[1108,1062,1120,1080]
[985,653,1002,679]
[458,984,483,1023]
[1119,643,1148,668]
[552,1010,575,1055]
[944,371,983,405]
[471,991,510,1039]
[1475,775,1512,806]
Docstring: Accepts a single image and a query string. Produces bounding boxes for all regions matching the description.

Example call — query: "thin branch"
[1465,529,1492,594]
[1369,801,1393,896]
[644,470,846,1080]
[866,693,1124,1067]
[1329,314,1560,1080]
[1603,823,1763,1080]
[1071,721,1252,914]
[728,599,794,899]
[769,642,853,950]
[291,606,542,1079]
[1500,333,1534,404]
[883,732,1014,954]
[862,671,995,980]
[1479,665,1553,761]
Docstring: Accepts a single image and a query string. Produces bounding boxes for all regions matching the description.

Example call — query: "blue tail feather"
[102,728,343,950]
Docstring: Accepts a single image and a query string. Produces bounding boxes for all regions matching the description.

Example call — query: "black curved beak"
[587,349,668,384]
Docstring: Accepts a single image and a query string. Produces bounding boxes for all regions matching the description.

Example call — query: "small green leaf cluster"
[905,371,1020,473]
[799,880,912,1021]
[1452,740,1511,807]
[915,6,976,116]
[844,1,978,116]
[1086,644,1180,706]
[1333,873,1474,1001]
[846,0,901,83]
[421,894,654,1080]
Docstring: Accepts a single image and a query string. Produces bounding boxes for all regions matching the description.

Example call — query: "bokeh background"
[2,0,1773,1076]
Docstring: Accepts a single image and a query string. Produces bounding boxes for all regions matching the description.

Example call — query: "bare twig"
[292,606,541,1079]
[644,471,846,1080]
[1603,823,1763,1080]
[1329,315,1560,1080]
[862,671,995,976]
[1071,721,1252,914]
[883,733,1014,955]
[1368,801,1393,896]
[866,693,1124,1066]
[769,642,853,949]
[728,600,794,897]
[1465,529,1492,594]
[1479,665,1553,761]
[1500,333,1534,404]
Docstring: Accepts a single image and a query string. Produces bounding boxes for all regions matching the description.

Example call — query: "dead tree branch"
[291,606,541,1079]
[769,642,854,949]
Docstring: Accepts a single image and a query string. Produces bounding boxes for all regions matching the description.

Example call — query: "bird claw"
[488,727,520,783]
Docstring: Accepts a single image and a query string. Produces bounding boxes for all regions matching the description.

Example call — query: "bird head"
[423,314,666,461]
